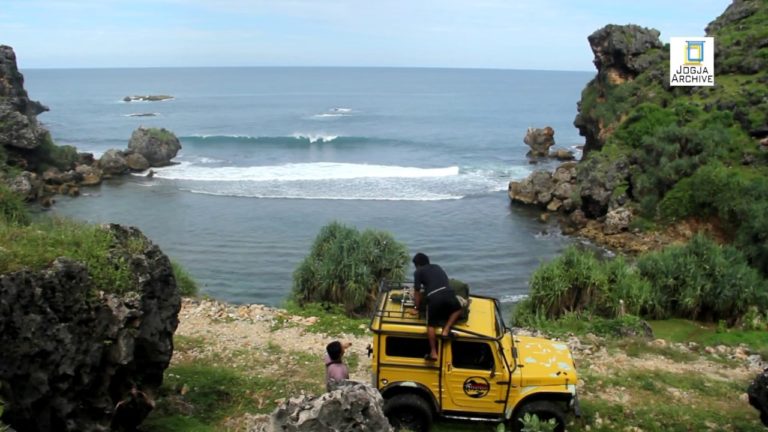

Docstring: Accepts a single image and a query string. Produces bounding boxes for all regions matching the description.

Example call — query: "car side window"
[451,341,494,370]
[385,336,431,358]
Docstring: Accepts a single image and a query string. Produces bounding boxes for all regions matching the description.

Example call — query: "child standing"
[324,340,350,391]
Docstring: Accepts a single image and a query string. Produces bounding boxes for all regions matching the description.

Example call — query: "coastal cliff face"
[0,45,50,152]
[573,25,663,155]
[512,0,768,252]
[0,224,181,431]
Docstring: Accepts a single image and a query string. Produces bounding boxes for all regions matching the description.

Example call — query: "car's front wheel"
[384,393,433,432]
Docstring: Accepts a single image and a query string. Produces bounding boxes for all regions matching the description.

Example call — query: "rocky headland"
[510,0,768,254]
[0,45,181,208]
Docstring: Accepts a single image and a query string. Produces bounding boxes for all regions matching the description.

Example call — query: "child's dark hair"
[412,252,430,267]
[326,341,343,362]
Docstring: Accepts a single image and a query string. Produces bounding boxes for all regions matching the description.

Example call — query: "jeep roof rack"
[369,280,506,340]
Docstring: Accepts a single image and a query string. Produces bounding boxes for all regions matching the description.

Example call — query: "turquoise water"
[23,67,592,305]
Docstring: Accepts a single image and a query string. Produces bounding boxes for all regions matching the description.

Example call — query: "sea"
[22,67,594,306]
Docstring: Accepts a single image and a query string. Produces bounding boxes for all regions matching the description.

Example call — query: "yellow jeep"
[369,283,579,432]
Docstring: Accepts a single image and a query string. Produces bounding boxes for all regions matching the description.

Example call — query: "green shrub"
[0,184,30,225]
[172,260,199,296]
[520,235,767,325]
[660,164,768,274]
[612,104,676,149]
[637,234,768,322]
[519,413,557,432]
[525,246,647,319]
[35,133,78,171]
[292,221,408,315]
[629,123,736,216]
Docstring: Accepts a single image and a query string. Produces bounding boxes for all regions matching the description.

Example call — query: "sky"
[2,0,731,71]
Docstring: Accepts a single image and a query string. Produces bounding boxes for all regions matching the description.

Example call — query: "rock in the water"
[127,127,181,167]
[524,127,556,157]
[550,148,575,161]
[123,95,174,102]
[126,112,158,117]
[509,162,579,213]
[76,164,103,186]
[748,368,768,427]
[98,149,129,176]
[125,152,150,171]
[270,382,393,432]
[0,225,180,432]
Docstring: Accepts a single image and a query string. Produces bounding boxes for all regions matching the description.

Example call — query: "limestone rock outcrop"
[524,127,556,158]
[99,149,129,176]
[509,162,578,212]
[574,25,663,154]
[587,25,663,81]
[270,382,393,431]
[0,225,181,432]
[127,127,181,167]
[0,45,49,151]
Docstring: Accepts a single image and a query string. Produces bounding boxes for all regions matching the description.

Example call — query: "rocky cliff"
[0,224,180,431]
[0,45,50,153]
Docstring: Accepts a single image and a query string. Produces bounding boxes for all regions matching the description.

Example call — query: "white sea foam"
[196,157,226,164]
[500,294,528,304]
[179,188,461,201]
[291,133,339,143]
[151,162,459,182]
[312,113,349,118]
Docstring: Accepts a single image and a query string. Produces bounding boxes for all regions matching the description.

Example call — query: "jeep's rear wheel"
[384,393,433,432]
[511,400,566,432]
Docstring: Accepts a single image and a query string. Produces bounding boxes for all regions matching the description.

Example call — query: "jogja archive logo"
[669,37,714,86]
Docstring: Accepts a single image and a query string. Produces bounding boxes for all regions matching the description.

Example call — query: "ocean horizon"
[22,66,594,306]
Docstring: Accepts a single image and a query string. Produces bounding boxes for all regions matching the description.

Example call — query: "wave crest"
[152,162,458,182]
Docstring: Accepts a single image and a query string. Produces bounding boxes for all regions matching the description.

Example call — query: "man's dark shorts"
[426,290,462,326]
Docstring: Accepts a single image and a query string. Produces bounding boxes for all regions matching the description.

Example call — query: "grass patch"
[145,339,326,431]
[0,217,134,294]
[146,127,178,143]
[651,319,768,356]
[611,337,699,363]
[282,301,370,337]
[574,371,760,432]
[173,335,207,352]
[172,260,199,297]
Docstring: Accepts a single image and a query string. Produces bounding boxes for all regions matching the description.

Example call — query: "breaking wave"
[179,134,367,145]
[148,162,531,201]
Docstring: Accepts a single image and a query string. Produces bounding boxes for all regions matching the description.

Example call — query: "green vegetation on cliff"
[571,0,768,290]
